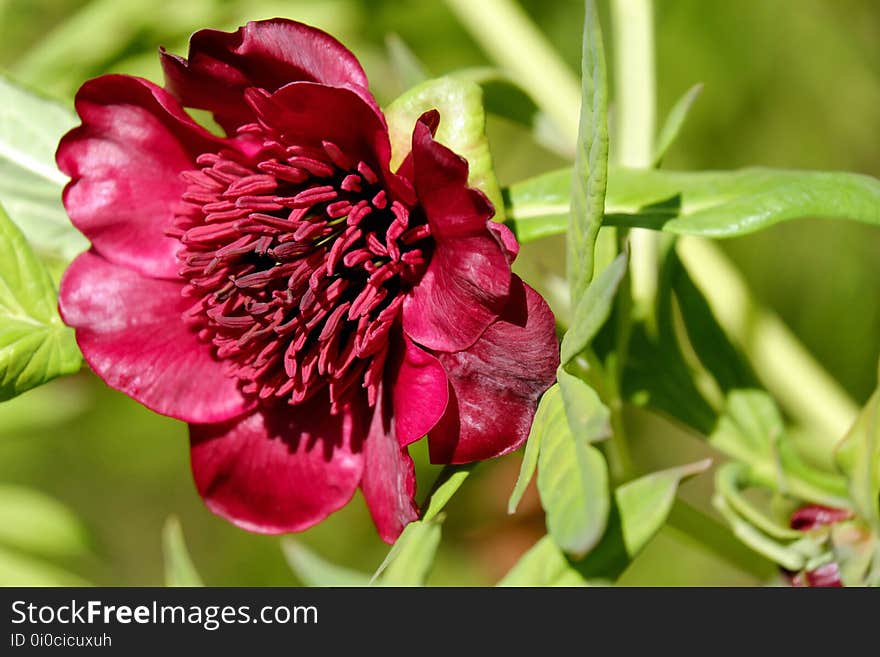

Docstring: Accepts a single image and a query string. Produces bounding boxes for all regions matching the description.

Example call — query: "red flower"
[57,19,558,542]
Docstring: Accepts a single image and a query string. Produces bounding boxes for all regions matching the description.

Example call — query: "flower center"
[170,138,431,412]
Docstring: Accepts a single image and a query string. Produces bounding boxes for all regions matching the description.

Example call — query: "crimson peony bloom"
[57,19,558,542]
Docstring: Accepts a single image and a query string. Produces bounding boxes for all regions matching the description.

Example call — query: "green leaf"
[503,169,570,242]
[560,252,627,364]
[835,374,880,527]
[384,76,505,220]
[422,463,474,522]
[508,408,545,515]
[711,493,810,572]
[0,203,81,400]
[535,385,610,557]
[653,83,703,166]
[504,166,880,242]
[557,367,611,443]
[372,519,442,586]
[162,516,203,587]
[282,539,371,587]
[714,463,803,541]
[575,460,713,581]
[0,545,89,587]
[671,251,756,392]
[567,0,609,303]
[615,459,712,556]
[497,535,588,586]
[0,484,90,558]
[709,389,783,468]
[623,246,717,434]
[0,75,87,261]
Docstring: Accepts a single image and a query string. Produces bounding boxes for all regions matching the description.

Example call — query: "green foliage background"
[0,0,877,585]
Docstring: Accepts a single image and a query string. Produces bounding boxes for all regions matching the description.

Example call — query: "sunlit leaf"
[0,203,81,400]
[653,83,703,166]
[567,0,609,303]
[162,516,203,587]
[384,76,505,220]
[560,252,627,364]
[497,535,588,586]
[282,539,371,587]
[615,459,712,555]
[508,405,545,515]
[504,166,880,242]
[557,367,610,443]
[422,464,474,522]
[0,484,90,558]
[372,519,442,586]
[0,75,87,261]
[573,461,711,581]
[535,385,610,557]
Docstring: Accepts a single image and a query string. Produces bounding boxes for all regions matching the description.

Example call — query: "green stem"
[443,0,581,147]
[610,0,658,315]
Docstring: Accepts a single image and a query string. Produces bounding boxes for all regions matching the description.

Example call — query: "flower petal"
[402,117,510,352]
[360,385,418,543]
[161,18,369,134]
[190,395,365,534]
[428,276,559,464]
[57,75,223,280]
[390,333,448,446]
[245,81,391,176]
[59,251,254,423]
[489,221,520,263]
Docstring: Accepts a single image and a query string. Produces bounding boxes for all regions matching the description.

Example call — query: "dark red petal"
[390,333,449,446]
[790,505,853,531]
[489,221,520,263]
[59,251,254,423]
[402,231,510,352]
[57,75,223,280]
[161,18,369,134]
[428,276,559,464]
[410,113,497,239]
[360,384,418,543]
[805,563,843,587]
[246,81,391,176]
[190,395,365,534]
[402,117,510,352]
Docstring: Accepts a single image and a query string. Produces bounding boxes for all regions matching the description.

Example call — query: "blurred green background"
[0,0,878,586]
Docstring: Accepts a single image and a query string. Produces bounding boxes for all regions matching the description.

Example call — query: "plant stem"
[443,0,581,147]
[610,0,658,315]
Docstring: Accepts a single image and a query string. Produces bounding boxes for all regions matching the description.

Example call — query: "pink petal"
[190,395,365,534]
[360,385,418,543]
[245,81,391,177]
[402,116,510,352]
[57,75,224,280]
[390,333,448,446]
[161,18,369,134]
[428,276,559,464]
[59,251,254,424]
